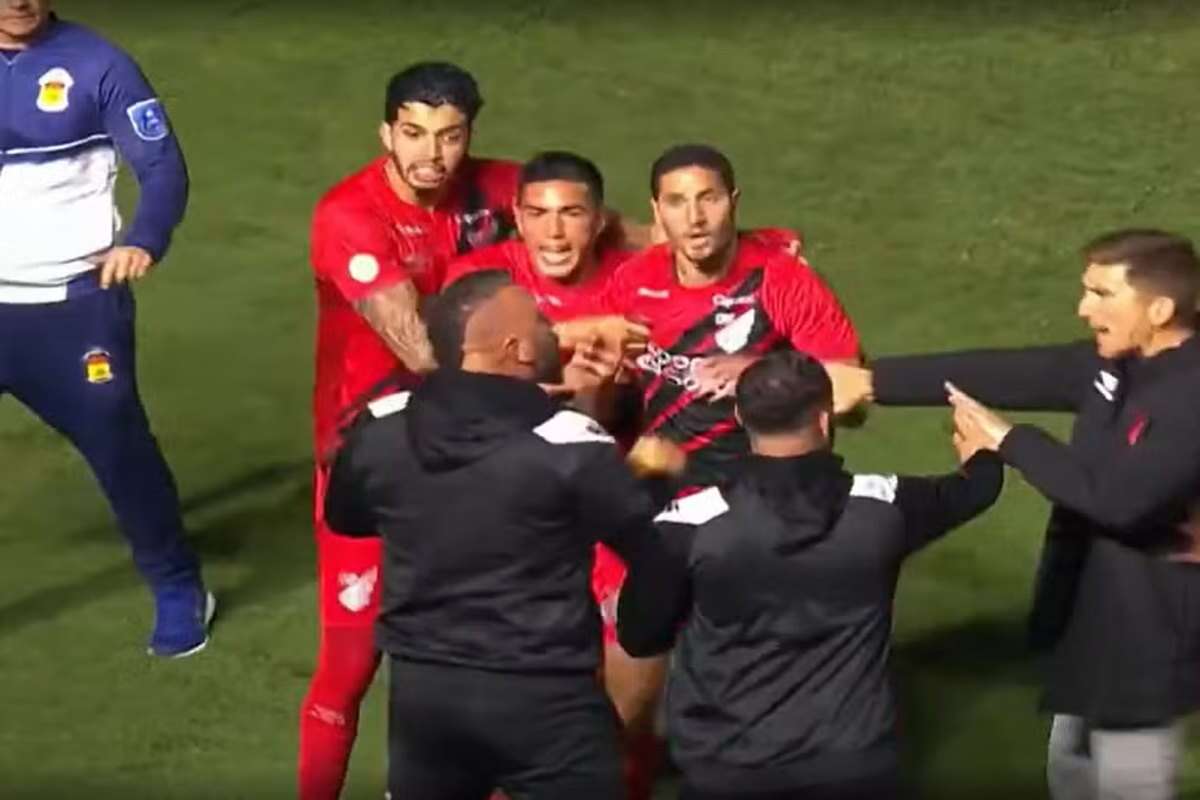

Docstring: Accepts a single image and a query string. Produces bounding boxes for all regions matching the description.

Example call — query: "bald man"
[322,270,683,800]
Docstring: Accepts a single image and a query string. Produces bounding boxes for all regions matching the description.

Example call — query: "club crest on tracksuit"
[337,568,378,613]
[36,68,74,112]
[82,348,114,384]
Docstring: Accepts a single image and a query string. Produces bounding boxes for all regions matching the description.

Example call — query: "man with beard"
[827,229,1200,799]
[443,149,807,799]
[322,270,683,799]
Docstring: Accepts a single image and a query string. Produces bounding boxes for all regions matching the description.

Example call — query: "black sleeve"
[572,446,689,657]
[895,451,1005,553]
[999,410,1200,536]
[323,432,379,538]
[617,516,694,657]
[873,341,1095,412]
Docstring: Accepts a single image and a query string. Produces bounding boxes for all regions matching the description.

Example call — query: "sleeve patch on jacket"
[126,98,169,141]
[367,391,410,418]
[655,487,730,525]
[533,410,615,445]
[850,473,899,504]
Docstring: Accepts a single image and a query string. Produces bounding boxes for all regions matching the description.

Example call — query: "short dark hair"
[384,62,483,124]
[736,350,833,435]
[426,270,512,368]
[650,144,736,198]
[1083,229,1199,327]
[518,151,605,206]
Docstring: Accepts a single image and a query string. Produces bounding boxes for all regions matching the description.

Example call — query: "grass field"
[3,0,1200,797]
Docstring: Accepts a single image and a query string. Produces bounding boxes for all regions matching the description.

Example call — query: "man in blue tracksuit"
[0,0,213,657]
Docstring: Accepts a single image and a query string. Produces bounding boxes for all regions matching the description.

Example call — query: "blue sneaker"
[148,584,216,658]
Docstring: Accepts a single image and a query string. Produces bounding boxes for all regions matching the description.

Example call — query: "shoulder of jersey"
[533,409,615,445]
[654,487,731,525]
[849,473,899,504]
[366,391,411,419]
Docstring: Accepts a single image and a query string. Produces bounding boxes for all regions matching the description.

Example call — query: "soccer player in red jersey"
[445,150,819,800]
[445,151,628,322]
[606,143,862,489]
[301,62,521,800]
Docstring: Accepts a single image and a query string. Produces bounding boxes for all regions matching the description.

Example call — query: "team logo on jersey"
[461,209,498,249]
[715,309,756,353]
[125,98,170,142]
[637,287,670,300]
[36,68,74,113]
[337,568,378,613]
[82,348,114,384]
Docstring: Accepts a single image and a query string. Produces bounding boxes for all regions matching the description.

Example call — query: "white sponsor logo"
[396,224,425,237]
[36,68,74,113]
[637,343,701,391]
[535,293,564,308]
[712,293,756,309]
[337,568,379,613]
[636,287,670,300]
[348,253,380,283]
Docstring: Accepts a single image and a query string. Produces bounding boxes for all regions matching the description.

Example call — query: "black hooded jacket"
[618,449,1002,792]
[325,368,677,674]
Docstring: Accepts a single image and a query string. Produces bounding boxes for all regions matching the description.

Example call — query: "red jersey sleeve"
[443,241,522,289]
[311,196,413,303]
[762,255,861,361]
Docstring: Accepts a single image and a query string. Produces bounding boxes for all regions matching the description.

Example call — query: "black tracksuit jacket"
[618,449,1003,792]
[873,336,1200,725]
[324,368,679,675]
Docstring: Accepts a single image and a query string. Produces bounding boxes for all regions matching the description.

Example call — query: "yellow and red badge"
[83,349,114,384]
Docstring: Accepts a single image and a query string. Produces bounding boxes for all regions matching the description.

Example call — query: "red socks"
[298,626,381,800]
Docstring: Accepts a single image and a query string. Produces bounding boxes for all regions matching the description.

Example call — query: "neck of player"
[673,237,737,288]
[1140,326,1194,358]
[751,430,829,459]
[385,159,447,211]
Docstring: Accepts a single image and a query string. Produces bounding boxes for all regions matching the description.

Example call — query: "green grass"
[3,0,1200,796]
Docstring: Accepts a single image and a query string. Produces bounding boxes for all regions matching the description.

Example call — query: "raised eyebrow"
[434,124,468,136]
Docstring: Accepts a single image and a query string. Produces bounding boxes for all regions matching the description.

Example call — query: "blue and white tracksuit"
[0,17,198,589]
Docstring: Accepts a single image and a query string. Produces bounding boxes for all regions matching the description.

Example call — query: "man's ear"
[378,121,393,153]
[1148,295,1178,329]
[512,334,535,366]
[818,409,832,439]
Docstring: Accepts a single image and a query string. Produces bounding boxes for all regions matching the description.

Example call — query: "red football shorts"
[314,466,382,628]
[592,543,628,645]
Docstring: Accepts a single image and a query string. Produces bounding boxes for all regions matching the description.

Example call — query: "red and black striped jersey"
[605,235,859,485]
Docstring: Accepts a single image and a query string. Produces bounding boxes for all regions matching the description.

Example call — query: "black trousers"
[681,769,902,800]
[387,657,624,799]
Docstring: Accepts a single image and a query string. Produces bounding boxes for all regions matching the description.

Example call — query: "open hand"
[946,382,1012,454]
[691,354,758,401]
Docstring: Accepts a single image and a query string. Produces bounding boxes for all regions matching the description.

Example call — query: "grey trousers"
[1047,714,1182,800]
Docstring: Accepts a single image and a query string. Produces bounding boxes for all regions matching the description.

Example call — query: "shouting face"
[380,101,470,200]
[516,179,605,282]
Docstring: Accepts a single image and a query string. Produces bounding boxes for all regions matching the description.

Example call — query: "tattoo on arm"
[352,280,436,374]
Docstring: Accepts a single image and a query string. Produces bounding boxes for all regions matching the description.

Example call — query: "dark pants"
[681,770,902,800]
[388,656,624,799]
[0,286,198,588]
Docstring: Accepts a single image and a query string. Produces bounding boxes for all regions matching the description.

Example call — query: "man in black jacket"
[826,229,1200,799]
[323,270,681,799]
[618,350,1004,800]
